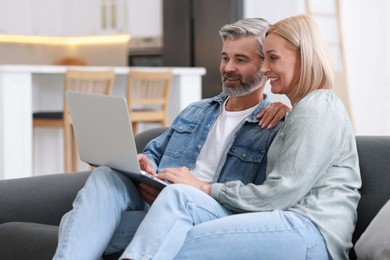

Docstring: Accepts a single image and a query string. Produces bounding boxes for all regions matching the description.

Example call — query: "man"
[53,17,289,260]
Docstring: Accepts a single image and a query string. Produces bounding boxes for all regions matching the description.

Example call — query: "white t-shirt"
[192,98,258,183]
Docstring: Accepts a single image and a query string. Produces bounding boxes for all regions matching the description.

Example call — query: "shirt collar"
[209,92,271,123]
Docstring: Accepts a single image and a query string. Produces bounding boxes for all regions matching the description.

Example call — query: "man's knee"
[85,166,127,194]
[90,166,123,184]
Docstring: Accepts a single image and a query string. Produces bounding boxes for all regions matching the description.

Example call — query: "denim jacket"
[143,92,283,185]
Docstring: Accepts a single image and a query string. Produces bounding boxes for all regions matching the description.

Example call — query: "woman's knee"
[159,184,198,201]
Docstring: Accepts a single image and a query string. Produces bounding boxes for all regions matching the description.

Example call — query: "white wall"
[341,0,390,135]
[244,0,390,136]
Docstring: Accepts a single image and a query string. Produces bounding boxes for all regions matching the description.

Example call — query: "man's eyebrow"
[220,53,250,59]
[235,54,250,59]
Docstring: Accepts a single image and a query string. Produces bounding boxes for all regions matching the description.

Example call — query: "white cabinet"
[127,0,162,37]
[0,0,32,34]
[61,0,100,36]
[29,0,63,36]
[29,0,100,36]
[94,0,163,37]
[0,0,162,37]
[0,0,73,36]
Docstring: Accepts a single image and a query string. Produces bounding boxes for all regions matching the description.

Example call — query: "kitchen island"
[0,65,206,179]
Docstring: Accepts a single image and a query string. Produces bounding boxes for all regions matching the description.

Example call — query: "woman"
[120,15,361,260]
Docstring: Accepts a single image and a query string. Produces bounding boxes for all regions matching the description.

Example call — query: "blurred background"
[0,0,389,137]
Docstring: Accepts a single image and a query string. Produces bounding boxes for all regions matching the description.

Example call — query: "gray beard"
[222,72,264,97]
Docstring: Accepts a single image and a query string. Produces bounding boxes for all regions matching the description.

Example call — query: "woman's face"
[261,33,301,104]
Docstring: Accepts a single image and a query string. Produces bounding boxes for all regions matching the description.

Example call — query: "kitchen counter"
[0,65,206,179]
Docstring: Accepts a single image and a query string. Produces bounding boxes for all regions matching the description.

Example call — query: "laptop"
[66,91,168,190]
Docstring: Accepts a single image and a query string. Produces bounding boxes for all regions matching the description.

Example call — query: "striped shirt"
[211,89,361,260]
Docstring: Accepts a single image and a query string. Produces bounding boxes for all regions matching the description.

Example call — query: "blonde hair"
[266,15,334,100]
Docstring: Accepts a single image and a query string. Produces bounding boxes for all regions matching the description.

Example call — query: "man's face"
[220,36,264,97]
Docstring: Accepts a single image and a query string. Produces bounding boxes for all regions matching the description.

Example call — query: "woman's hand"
[257,102,291,129]
[137,154,156,175]
[158,167,212,195]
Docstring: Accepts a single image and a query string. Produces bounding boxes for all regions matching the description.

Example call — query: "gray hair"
[219,18,271,59]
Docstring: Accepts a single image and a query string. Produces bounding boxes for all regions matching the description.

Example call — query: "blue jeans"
[122,184,330,260]
[53,166,148,260]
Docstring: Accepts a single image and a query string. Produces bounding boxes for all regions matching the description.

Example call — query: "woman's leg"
[121,184,233,260]
[53,166,146,260]
[175,210,330,260]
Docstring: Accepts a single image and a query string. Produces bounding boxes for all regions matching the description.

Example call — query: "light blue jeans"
[53,166,148,260]
[122,184,330,260]
[54,167,329,260]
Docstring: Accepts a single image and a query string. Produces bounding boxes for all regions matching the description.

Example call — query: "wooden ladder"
[305,0,354,126]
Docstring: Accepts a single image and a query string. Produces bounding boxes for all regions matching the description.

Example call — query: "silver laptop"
[66,91,168,190]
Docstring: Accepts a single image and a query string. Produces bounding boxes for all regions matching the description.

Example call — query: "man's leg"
[53,166,146,260]
[120,184,233,260]
[104,210,147,255]
[175,210,330,260]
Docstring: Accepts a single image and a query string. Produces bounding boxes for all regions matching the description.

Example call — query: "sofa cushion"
[0,172,90,226]
[0,222,58,260]
[347,136,390,259]
[355,199,390,260]
[0,222,122,260]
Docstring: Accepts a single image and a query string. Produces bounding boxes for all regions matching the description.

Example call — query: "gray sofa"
[0,127,389,260]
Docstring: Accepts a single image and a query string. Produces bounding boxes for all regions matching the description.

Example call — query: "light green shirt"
[211,90,361,260]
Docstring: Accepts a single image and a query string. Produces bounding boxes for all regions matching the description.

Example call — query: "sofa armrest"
[134,127,168,153]
[0,171,91,226]
[0,127,167,226]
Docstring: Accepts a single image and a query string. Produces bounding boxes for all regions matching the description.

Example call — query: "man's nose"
[224,60,236,72]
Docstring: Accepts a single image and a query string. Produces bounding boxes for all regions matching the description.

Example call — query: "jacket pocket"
[164,119,198,158]
[220,145,266,184]
[229,145,265,162]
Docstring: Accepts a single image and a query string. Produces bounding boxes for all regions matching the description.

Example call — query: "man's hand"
[158,167,211,195]
[137,154,156,175]
[138,183,161,205]
[257,102,290,129]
